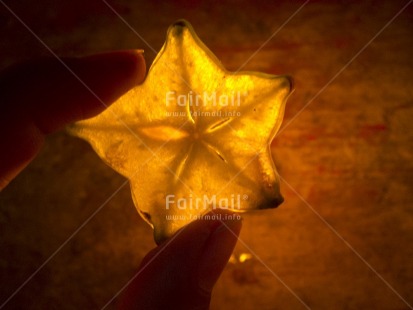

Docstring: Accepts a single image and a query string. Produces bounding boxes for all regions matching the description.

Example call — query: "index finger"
[0,50,146,189]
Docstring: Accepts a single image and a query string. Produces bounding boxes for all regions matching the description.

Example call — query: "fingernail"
[81,49,146,81]
[197,214,242,293]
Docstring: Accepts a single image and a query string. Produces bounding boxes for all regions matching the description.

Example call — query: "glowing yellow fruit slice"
[68,20,292,243]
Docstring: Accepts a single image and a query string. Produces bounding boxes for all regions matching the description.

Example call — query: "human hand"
[118,210,242,309]
[0,50,145,189]
[0,52,242,309]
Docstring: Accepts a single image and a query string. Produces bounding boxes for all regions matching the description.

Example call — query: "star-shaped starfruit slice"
[68,20,292,243]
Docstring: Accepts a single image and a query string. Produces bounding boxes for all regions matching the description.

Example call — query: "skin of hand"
[0,51,242,309]
[118,210,242,309]
[0,50,145,189]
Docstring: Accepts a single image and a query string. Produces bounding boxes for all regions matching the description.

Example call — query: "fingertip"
[128,49,146,85]
[75,49,147,107]
[83,49,146,86]
[196,210,242,293]
[38,50,147,132]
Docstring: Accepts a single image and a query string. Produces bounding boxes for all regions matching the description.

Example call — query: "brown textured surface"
[1,0,413,309]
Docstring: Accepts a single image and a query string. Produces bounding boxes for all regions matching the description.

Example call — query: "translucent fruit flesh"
[68,20,292,243]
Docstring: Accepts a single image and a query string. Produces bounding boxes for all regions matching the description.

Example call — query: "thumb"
[118,210,242,309]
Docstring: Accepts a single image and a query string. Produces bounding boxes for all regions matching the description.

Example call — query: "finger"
[0,50,146,190]
[0,50,146,133]
[118,210,242,309]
